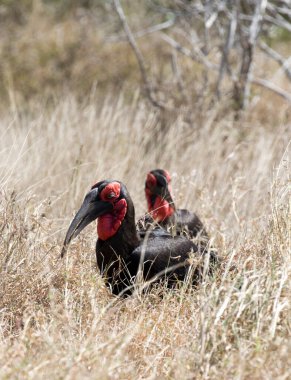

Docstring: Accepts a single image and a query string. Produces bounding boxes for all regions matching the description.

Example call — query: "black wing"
[137,226,173,240]
[175,209,209,239]
[130,235,203,285]
[136,213,173,239]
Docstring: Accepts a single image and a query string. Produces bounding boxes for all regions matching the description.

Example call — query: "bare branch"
[112,0,290,110]
[251,77,291,103]
[106,17,175,42]
[216,10,238,99]
[205,12,218,29]
[113,0,165,109]
[275,6,291,18]
[171,49,188,102]
[264,15,291,32]
[249,0,268,45]
[159,32,218,70]
[235,0,267,109]
[259,41,291,80]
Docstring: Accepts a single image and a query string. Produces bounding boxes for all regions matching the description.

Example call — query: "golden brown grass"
[0,90,290,379]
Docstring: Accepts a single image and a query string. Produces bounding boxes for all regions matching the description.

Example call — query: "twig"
[203,0,212,55]
[243,0,267,108]
[249,0,268,45]
[251,77,291,103]
[234,0,267,109]
[206,12,218,29]
[113,0,165,109]
[264,14,291,32]
[171,49,188,102]
[275,6,291,18]
[216,10,237,99]
[106,17,175,42]
[160,32,218,70]
[259,41,291,80]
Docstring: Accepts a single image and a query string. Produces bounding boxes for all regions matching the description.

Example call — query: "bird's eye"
[107,192,116,199]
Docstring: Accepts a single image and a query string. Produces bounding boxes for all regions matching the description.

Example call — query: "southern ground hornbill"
[61,180,217,296]
[143,169,209,240]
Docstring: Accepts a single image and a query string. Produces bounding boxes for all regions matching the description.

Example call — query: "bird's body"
[96,227,200,296]
[144,169,208,239]
[62,180,216,296]
[159,209,208,239]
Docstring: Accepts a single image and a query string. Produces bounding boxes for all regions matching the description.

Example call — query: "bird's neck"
[108,218,140,257]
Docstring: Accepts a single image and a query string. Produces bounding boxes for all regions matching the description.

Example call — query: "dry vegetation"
[0,1,291,379]
[0,92,290,379]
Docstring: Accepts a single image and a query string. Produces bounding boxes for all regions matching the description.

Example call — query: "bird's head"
[61,180,130,257]
[145,169,175,222]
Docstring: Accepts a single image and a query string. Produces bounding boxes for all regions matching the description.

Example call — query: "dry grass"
[0,91,290,379]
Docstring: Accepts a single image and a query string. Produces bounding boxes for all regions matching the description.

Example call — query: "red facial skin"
[163,170,171,183]
[145,171,175,222]
[96,182,127,240]
[150,196,174,222]
[146,173,157,188]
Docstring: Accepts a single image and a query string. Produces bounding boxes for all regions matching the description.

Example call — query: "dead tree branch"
[259,41,291,80]
[107,17,175,42]
[251,78,291,103]
[113,0,165,109]
[234,0,267,109]
[216,10,238,99]
[160,32,218,70]
[112,0,291,110]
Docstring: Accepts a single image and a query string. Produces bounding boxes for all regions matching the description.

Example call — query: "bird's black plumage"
[62,180,217,296]
[144,169,209,240]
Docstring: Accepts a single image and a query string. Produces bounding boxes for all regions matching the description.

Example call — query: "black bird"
[144,169,208,239]
[61,180,216,296]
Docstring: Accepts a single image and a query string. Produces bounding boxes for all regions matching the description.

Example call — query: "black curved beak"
[61,188,113,257]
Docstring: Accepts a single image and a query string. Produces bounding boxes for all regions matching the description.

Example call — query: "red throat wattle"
[146,173,157,190]
[163,170,171,183]
[151,196,174,222]
[145,171,174,222]
[146,189,174,222]
[97,198,127,240]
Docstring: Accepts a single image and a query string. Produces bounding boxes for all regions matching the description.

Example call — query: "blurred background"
[0,0,290,111]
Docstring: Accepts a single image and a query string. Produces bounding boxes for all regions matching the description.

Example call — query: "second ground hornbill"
[62,180,217,296]
[144,169,209,239]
